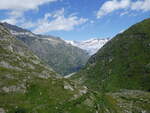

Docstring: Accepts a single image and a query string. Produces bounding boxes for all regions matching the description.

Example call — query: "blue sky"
[0,0,150,41]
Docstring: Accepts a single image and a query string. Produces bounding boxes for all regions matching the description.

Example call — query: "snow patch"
[65,38,109,55]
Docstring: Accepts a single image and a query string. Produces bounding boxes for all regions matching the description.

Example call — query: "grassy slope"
[71,18,150,113]
[72,18,150,92]
[0,24,95,113]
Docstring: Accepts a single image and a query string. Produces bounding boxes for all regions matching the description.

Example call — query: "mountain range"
[1,22,90,76]
[0,18,150,113]
[2,22,110,75]
[65,38,109,55]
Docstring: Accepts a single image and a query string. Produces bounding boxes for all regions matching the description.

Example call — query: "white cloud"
[0,0,57,11]
[0,0,59,27]
[1,18,17,25]
[90,20,94,24]
[0,0,58,25]
[96,0,130,18]
[96,0,150,19]
[120,11,129,16]
[131,0,150,11]
[1,10,24,25]
[1,2,87,34]
[21,21,36,29]
[32,8,88,34]
[8,11,23,18]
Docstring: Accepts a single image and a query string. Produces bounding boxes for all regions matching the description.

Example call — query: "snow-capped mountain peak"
[65,38,109,55]
[65,40,78,46]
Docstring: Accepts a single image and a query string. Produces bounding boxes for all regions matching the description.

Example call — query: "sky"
[0,0,150,41]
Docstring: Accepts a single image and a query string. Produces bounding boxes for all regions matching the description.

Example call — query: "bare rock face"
[0,61,22,71]
[5,74,14,79]
[37,70,51,79]
[5,45,13,52]
[79,86,88,95]
[63,82,74,91]
[21,62,35,70]
[2,84,26,93]
[0,108,5,113]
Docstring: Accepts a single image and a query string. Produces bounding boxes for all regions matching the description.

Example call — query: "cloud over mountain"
[33,8,88,33]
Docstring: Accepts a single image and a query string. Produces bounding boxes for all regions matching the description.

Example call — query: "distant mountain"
[65,38,109,55]
[2,22,89,76]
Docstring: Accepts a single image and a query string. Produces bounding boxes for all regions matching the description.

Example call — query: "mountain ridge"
[72,18,150,91]
[1,22,89,76]
[70,18,150,113]
[0,23,94,113]
[1,18,150,113]
[65,38,109,55]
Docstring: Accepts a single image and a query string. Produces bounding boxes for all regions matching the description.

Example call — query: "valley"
[0,17,150,113]
[2,23,91,76]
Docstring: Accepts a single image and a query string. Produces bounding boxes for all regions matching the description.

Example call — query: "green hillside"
[70,19,150,112]
[72,18,150,92]
[0,23,95,113]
